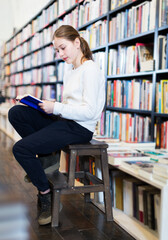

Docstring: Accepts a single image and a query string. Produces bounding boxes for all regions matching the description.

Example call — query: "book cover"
[138,163,155,180]
[154,193,161,233]
[16,94,46,113]
[136,43,154,71]
[108,152,150,166]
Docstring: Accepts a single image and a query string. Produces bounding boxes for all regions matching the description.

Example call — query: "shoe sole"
[38,216,51,225]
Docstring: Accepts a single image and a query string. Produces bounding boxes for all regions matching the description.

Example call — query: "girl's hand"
[38,100,55,114]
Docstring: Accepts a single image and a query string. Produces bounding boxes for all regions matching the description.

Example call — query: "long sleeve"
[53,60,105,132]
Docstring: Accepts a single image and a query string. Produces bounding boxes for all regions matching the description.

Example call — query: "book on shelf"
[122,141,156,150]
[16,94,46,113]
[108,152,150,166]
[122,160,156,180]
[136,43,154,72]
[158,35,167,69]
[140,185,159,228]
[123,178,144,218]
[138,164,155,180]
[141,150,168,162]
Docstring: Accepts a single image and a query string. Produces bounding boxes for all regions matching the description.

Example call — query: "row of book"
[4,25,56,64]
[4,0,79,53]
[79,20,107,50]
[4,0,108,55]
[78,0,108,27]
[106,79,152,110]
[5,84,58,101]
[7,49,106,86]
[155,80,168,113]
[110,0,133,10]
[109,0,156,42]
[5,86,42,99]
[108,43,154,75]
[105,111,151,142]
[5,34,168,78]
[6,46,55,75]
[111,174,160,232]
[155,119,168,149]
[8,65,59,86]
[5,17,106,65]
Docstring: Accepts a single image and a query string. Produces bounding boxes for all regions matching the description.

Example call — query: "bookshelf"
[0,0,168,239]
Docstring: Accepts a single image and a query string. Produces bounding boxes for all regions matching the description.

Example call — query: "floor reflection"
[0,131,14,151]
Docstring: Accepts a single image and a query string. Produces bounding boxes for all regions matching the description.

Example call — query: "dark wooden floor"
[0,131,135,240]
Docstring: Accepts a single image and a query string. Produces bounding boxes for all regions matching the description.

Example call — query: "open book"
[16,94,45,113]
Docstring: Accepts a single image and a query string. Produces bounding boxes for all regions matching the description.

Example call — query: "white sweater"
[53,60,105,132]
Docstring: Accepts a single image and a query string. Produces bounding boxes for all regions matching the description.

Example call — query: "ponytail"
[53,25,93,63]
[79,36,93,63]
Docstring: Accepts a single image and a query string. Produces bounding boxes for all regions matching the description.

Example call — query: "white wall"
[0,0,49,43]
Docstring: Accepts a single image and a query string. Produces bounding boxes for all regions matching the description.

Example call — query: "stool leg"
[51,190,60,227]
[101,149,113,221]
[83,156,90,203]
[68,150,77,187]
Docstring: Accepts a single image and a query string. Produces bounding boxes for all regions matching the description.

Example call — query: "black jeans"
[8,105,93,192]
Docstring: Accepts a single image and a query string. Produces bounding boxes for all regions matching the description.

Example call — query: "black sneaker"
[37,192,63,225]
[38,192,51,225]
[24,152,60,183]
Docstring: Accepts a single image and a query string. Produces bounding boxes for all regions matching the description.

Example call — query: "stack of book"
[108,152,151,166]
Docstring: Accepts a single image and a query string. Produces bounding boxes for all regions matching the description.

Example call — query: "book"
[16,94,45,113]
[136,43,154,71]
[122,160,156,171]
[108,152,150,166]
[138,164,154,180]
[123,141,156,150]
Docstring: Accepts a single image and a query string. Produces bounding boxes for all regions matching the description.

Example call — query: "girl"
[8,25,105,225]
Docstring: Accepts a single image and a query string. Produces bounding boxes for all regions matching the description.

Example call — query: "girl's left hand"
[38,100,55,114]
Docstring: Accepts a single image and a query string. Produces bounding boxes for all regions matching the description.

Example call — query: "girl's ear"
[74,37,80,49]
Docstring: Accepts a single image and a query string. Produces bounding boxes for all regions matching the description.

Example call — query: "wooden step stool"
[47,139,113,227]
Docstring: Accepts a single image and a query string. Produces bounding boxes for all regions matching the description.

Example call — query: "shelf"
[108,30,155,47]
[91,45,106,52]
[114,164,165,189]
[109,0,145,15]
[78,13,107,30]
[107,72,153,79]
[154,113,168,118]
[158,25,168,33]
[106,106,152,115]
[113,208,158,240]
[156,69,168,74]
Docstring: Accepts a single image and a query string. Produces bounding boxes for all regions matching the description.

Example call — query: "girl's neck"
[72,51,85,69]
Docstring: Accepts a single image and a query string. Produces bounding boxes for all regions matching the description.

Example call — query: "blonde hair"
[53,25,93,63]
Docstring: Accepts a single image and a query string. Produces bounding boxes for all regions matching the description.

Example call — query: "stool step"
[47,171,67,190]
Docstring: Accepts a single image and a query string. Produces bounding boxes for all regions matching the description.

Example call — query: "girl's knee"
[12,140,23,158]
[8,105,22,124]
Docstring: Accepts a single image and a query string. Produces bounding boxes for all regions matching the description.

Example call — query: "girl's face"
[53,37,81,66]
